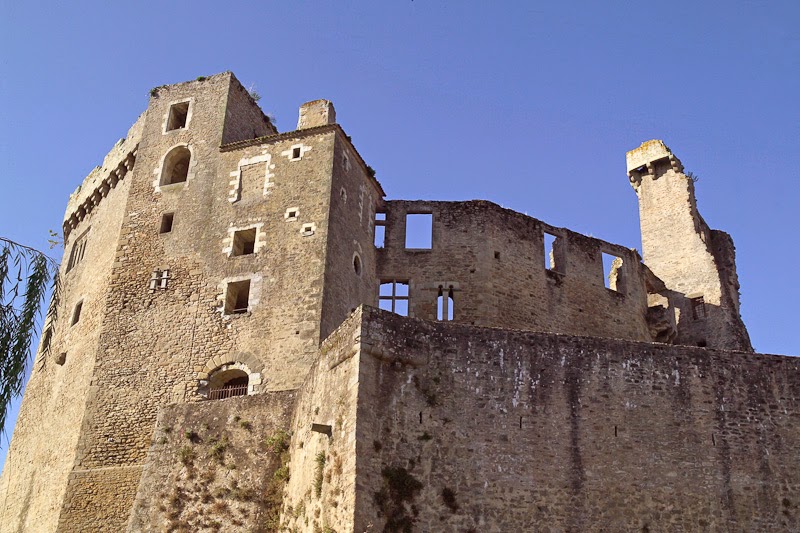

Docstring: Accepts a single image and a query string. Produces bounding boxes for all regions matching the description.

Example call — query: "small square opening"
[292,147,302,159]
[166,102,189,131]
[232,228,257,256]
[225,280,251,314]
[160,213,174,234]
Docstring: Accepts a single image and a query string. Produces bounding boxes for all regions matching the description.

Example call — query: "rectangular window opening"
[232,228,257,256]
[71,301,83,326]
[160,213,174,234]
[374,225,385,248]
[405,213,432,249]
[166,102,189,131]
[691,296,706,320]
[602,252,623,291]
[225,280,251,314]
[292,147,301,159]
[378,280,410,316]
[543,232,558,271]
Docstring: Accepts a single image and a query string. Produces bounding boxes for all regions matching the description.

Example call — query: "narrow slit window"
[232,228,257,256]
[71,301,83,326]
[543,232,558,271]
[166,101,189,131]
[602,252,623,291]
[374,225,385,248]
[160,213,174,233]
[225,280,251,314]
[378,280,410,316]
[691,296,706,320]
[375,212,386,248]
[436,286,455,321]
[405,213,432,249]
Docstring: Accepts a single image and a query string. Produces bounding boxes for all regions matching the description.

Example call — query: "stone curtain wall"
[126,392,296,532]
[353,307,800,532]
[280,309,364,533]
[377,200,652,342]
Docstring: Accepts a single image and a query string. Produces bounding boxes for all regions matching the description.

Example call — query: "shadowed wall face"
[352,308,799,532]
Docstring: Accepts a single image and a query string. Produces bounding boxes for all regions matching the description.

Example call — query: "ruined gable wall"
[353,307,800,532]
[628,140,751,352]
[378,201,652,342]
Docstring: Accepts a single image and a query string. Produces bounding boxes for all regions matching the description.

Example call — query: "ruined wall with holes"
[378,200,652,342]
[0,122,140,532]
[126,391,295,532]
[628,140,751,352]
[351,306,800,532]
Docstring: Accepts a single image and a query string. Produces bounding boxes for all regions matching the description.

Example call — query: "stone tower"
[627,140,752,351]
[0,72,382,531]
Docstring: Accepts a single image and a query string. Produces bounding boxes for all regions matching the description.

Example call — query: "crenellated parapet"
[626,139,684,192]
[62,113,145,241]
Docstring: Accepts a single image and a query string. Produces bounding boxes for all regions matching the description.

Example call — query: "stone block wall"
[377,200,652,342]
[352,307,800,532]
[280,308,364,532]
[0,125,139,532]
[126,392,296,532]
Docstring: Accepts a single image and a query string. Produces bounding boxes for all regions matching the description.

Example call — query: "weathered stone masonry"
[1,72,794,533]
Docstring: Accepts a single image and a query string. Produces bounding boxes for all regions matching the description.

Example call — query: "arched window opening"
[160,146,191,186]
[207,368,249,400]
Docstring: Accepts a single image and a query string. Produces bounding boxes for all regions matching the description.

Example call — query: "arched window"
[207,368,249,400]
[160,145,191,186]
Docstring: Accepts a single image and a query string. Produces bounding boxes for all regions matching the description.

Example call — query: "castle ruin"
[1,72,797,532]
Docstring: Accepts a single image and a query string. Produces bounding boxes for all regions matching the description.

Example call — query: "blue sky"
[1,1,798,469]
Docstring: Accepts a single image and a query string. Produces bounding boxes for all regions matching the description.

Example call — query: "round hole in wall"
[353,253,362,276]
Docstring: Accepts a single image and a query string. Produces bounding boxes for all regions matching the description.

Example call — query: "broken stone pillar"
[297,99,336,130]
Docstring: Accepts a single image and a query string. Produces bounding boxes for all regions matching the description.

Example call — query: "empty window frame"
[149,269,170,292]
[292,147,302,159]
[437,286,455,321]
[374,212,386,248]
[166,101,190,131]
[159,213,175,233]
[71,300,83,326]
[225,280,251,314]
[691,296,706,320]
[379,280,409,316]
[160,146,191,186]
[66,232,89,272]
[231,228,257,256]
[405,213,432,249]
[543,231,563,272]
[602,252,623,291]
